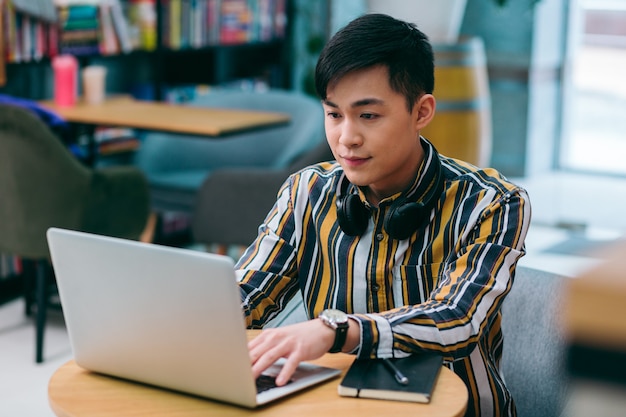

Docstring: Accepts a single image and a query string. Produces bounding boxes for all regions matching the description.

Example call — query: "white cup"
[81,65,107,105]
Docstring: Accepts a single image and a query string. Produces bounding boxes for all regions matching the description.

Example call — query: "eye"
[360,113,378,120]
[326,111,341,119]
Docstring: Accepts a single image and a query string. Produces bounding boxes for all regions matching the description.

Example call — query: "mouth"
[341,155,370,167]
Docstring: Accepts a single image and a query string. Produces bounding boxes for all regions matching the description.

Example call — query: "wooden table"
[48,333,468,417]
[39,95,290,165]
[39,95,291,137]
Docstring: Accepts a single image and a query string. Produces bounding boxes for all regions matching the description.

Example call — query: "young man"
[236,13,530,417]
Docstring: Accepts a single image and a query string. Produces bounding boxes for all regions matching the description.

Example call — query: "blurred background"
[1,1,626,416]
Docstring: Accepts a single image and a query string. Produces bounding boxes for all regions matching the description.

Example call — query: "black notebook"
[338,354,443,403]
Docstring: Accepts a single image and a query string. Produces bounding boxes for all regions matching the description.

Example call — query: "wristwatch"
[318,309,349,353]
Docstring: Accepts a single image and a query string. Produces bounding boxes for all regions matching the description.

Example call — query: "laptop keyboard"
[256,374,293,393]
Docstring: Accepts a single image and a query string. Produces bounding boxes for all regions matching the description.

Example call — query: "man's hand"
[248,319,336,386]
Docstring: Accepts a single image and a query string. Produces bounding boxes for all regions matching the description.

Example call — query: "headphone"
[335,145,444,240]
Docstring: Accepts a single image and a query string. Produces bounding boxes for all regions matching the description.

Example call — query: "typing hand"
[248,319,335,386]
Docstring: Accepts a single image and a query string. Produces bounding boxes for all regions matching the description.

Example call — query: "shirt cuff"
[349,313,394,359]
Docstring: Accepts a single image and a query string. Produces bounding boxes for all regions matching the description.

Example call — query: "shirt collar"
[376,137,443,207]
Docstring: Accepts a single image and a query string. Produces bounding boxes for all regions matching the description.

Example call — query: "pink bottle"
[52,54,78,107]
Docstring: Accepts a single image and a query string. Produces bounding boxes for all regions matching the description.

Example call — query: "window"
[561,0,626,175]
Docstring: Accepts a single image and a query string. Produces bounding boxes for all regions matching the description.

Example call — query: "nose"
[337,118,363,148]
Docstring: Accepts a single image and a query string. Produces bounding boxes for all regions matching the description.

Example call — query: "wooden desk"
[563,240,626,416]
[39,95,290,165]
[39,95,291,137]
[49,333,468,417]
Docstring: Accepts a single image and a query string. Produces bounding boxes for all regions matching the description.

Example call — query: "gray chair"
[132,89,326,215]
[0,104,150,363]
[191,141,333,247]
[501,265,570,417]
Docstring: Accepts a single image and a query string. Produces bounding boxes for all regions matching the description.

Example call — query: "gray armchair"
[191,141,333,247]
[501,266,570,417]
[0,104,150,363]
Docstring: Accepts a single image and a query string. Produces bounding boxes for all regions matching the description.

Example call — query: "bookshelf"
[1,0,292,99]
[0,0,58,88]
[152,0,291,100]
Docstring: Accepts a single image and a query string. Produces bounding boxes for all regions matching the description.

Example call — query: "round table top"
[49,353,468,417]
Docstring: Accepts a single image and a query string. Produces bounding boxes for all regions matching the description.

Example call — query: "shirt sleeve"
[350,186,531,360]
[236,176,302,328]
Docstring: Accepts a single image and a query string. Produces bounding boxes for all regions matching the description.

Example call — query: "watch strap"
[329,322,348,353]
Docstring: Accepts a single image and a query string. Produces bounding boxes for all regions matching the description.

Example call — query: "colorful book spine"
[179,0,189,48]
[99,1,120,55]
[20,14,32,62]
[109,0,133,53]
[273,0,286,39]
[126,0,157,51]
[0,252,22,279]
[257,0,272,42]
[34,19,45,60]
[13,11,23,62]
[168,0,182,49]
[159,0,285,51]
[219,0,251,45]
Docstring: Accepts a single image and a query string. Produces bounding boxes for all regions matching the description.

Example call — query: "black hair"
[315,13,434,112]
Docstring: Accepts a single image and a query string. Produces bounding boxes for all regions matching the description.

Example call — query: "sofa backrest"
[133,89,325,175]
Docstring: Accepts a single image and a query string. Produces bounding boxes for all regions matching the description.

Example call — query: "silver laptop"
[47,227,341,408]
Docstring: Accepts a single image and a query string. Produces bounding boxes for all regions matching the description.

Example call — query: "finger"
[250,345,286,379]
[247,331,267,351]
[248,330,282,364]
[276,355,300,386]
[248,339,266,364]
[251,356,278,379]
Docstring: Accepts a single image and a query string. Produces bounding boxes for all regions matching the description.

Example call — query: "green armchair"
[0,104,150,363]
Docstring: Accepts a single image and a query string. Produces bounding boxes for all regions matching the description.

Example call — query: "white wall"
[366,0,468,44]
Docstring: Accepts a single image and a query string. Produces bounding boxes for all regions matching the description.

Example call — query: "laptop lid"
[47,228,340,408]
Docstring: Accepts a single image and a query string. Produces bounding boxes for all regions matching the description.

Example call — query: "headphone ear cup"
[337,194,370,236]
[385,202,427,240]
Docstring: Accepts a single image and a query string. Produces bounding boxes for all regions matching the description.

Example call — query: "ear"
[413,94,436,130]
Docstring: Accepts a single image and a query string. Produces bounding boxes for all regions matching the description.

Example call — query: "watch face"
[322,309,348,324]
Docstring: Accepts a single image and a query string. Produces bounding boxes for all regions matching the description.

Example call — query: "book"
[338,354,443,403]
[167,0,181,49]
[108,0,132,53]
[220,0,251,44]
[99,1,120,55]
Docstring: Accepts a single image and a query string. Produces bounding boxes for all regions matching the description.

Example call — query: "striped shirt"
[236,139,531,417]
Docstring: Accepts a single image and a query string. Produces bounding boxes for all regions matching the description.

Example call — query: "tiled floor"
[0,303,70,417]
[1,171,625,416]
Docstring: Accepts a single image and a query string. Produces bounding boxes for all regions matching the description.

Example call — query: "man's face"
[322,65,425,205]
